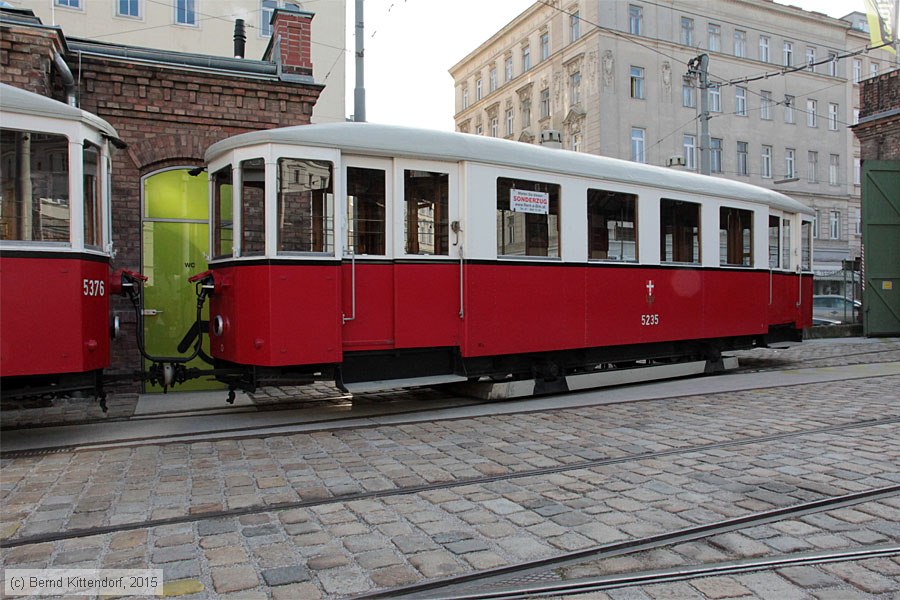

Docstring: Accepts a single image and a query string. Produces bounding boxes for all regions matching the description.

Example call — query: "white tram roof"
[0,83,121,142]
[206,122,813,216]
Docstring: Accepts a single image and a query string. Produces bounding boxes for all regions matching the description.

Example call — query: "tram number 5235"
[83,279,105,297]
[640,314,660,326]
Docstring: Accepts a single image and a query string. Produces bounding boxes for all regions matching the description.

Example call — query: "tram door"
[141,169,221,392]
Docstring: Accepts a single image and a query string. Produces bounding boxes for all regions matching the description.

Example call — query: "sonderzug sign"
[510,189,549,215]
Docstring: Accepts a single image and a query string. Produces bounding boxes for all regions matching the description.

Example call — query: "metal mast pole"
[354,0,366,122]
[687,54,711,175]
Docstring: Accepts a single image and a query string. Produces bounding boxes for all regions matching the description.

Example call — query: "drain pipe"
[52,51,77,107]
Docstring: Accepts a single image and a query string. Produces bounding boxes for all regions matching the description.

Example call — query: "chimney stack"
[234,19,246,59]
[263,5,314,77]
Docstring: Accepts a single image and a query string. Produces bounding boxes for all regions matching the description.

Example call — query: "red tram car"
[201,123,813,396]
[0,84,123,401]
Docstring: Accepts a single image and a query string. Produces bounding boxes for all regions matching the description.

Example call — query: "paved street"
[1,337,898,598]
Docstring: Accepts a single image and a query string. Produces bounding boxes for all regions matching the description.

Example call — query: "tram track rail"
[2,414,897,550]
[355,485,900,599]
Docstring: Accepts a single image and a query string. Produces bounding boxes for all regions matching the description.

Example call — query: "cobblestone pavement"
[0,339,898,598]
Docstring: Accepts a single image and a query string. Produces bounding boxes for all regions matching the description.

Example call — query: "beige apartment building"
[15,0,346,124]
[450,0,895,276]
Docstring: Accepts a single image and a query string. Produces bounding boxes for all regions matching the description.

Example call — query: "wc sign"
[510,189,549,214]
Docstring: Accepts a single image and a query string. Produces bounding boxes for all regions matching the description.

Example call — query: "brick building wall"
[1,8,323,381]
[854,69,900,161]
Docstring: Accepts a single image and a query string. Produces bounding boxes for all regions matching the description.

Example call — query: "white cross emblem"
[646,280,655,296]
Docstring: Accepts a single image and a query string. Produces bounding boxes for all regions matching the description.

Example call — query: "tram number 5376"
[641,314,660,326]
[83,279,105,297]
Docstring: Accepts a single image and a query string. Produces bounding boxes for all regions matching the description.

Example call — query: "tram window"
[587,189,637,261]
[497,176,560,258]
[0,129,70,243]
[768,215,780,268]
[241,158,265,256]
[212,166,233,258]
[83,142,102,249]
[404,170,448,255]
[782,218,791,270]
[801,220,811,271]
[347,167,386,255]
[719,207,752,267]
[277,158,334,254]
[660,199,700,263]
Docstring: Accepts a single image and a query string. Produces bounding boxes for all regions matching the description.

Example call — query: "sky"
[354,0,867,130]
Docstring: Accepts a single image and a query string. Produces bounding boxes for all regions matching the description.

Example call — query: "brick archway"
[127,131,229,172]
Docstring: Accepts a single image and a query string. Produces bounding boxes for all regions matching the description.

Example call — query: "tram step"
[342,374,469,394]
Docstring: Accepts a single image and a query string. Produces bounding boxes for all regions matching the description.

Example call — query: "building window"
[570,11,581,42]
[570,71,582,105]
[709,84,721,112]
[489,66,497,92]
[708,23,720,52]
[683,134,696,170]
[682,78,695,107]
[462,87,469,109]
[540,32,550,60]
[522,45,532,71]
[785,148,795,179]
[720,207,753,266]
[588,189,638,261]
[783,41,793,66]
[476,78,483,101]
[630,66,645,99]
[828,52,838,76]
[760,90,772,120]
[870,62,879,77]
[733,29,746,57]
[737,141,748,176]
[522,97,532,127]
[631,127,646,163]
[505,108,514,137]
[681,17,694,46]
[853,59,862,83]
[854,158,861,186]
[405,170,449,256]
[759,35,770,62]
[475,124,483,136]
[806,47,816,71]
[813,210,819,239]
[660,198,700,263]
[735,87,747,116]
[55,0,81,7]
[829,210,840,240]
[571,133,581,152]
[261,0,277,36]
[540,88,550,119]
[808,151,818,183]
[710,138,722,173]
[828,103,838,130]
[784,95,795,123]
[761,145,773,178]
[829,154,839,185]
[490,117,498,137]
[175,0,196,25]
[853,108,860,124]
[117,0,140,17]
[505,57,514,82]
[807,99,817,127]
[496,177,560,258]
[629,4,643,35]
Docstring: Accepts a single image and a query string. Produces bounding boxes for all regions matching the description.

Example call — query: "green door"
[142,169,222,391]
[861,160,900,336]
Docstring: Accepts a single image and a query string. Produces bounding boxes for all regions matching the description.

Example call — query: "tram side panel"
[701,270,768,336]
[0,256,110,377]
[209,263,342,367]
[767,272,813,329]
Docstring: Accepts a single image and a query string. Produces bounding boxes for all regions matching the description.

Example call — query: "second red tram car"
[200,123,813,395]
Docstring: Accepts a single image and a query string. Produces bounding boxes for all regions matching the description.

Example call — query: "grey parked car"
[813,295,861,323]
